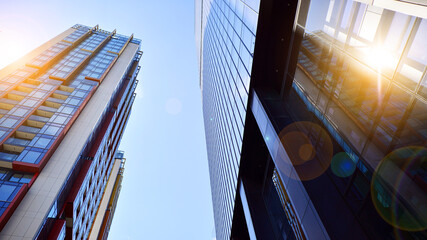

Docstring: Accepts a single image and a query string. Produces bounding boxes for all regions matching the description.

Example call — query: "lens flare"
[371,146,427,232]
[278,121,333,181]
[165,98,182,115]
[362,46,398,104]
[331,152,356,178]
[0,14,48,69]
[363,46,397,70]
[299,143,315,162]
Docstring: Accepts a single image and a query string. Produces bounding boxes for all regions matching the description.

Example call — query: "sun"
[362,46,398,71]
[0,29,28,69]
[0,14,48,70]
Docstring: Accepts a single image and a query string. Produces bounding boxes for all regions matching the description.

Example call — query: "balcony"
[26,115,49,128]
[15,125,40,140]
[3,137,30,153]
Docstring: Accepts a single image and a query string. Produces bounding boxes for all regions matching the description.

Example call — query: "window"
[0,183,19,201]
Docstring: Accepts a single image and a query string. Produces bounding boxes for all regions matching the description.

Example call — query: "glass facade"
[198,0,426,239]
[0,25,136,168]
[282,1,427,238]
[198,0,259,239]
[0,24,141,239]
[295,1,426,166]
[89,151,126,240]
[0,169,31,215]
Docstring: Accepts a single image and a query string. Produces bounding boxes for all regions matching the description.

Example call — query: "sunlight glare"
[0,30,28,69]
[362,46,397,103]
[363,46,397,71]
[0,14,48,69]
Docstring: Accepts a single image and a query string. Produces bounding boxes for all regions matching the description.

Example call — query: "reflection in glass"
[290,0,427,236]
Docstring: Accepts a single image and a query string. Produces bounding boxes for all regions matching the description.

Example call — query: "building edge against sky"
[0,24,142,239]
[88,150,126,240]
[196,0,426,239]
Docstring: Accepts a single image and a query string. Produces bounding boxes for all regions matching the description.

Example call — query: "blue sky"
[0,0,214,239]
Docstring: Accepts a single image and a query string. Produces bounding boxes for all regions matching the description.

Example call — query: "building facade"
[196,0,426,239]
[87,150,126,240]
[0,24,141,239]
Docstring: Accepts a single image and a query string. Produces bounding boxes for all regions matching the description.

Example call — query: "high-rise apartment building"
[0,24,141,239]
[196,0,426,239]
[88,150,126,240]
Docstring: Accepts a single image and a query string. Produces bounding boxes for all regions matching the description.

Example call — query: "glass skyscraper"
[196,0,426,239]
[196,0,259,238]
[0,24,141,239]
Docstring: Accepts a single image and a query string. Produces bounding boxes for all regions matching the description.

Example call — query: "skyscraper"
[0,24,141,239]
[88,150,126,240]
[196,0,426,239]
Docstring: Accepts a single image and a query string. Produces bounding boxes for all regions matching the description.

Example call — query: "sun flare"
[0,31,28,69]
[363,46,398,71]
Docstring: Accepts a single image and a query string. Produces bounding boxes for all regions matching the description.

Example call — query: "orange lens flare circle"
[371,146,427,232]
[278,121,333,181]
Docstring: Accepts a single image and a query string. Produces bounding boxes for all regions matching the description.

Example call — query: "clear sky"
[0,0,214,239]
